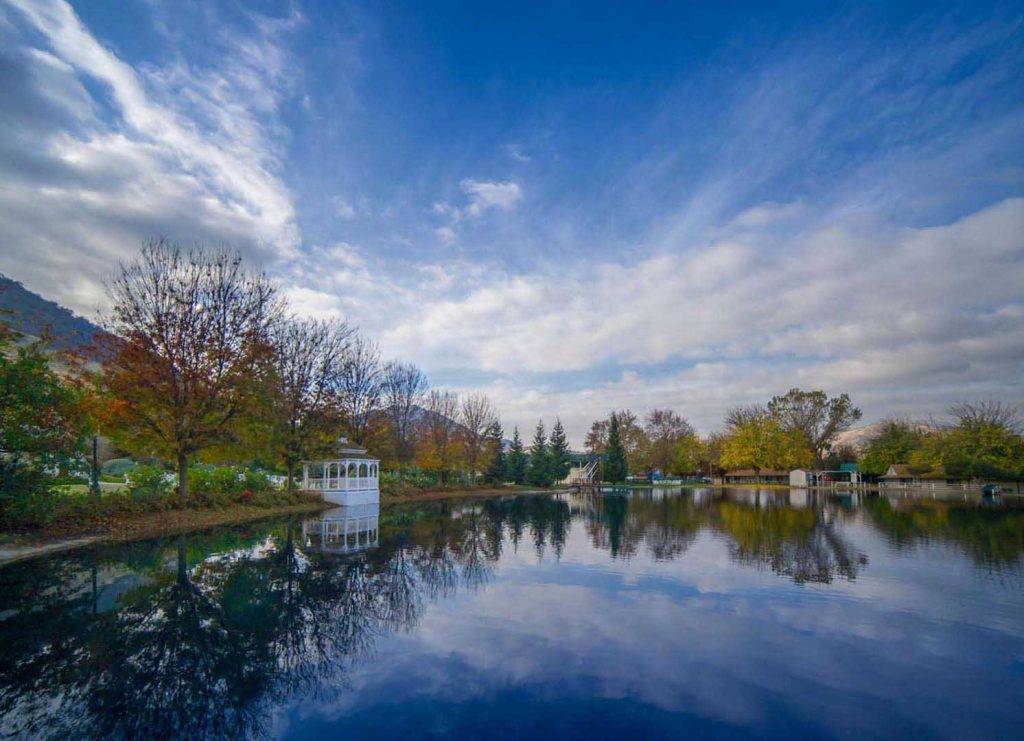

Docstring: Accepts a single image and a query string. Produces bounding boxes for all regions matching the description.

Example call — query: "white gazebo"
[302,437,380,506]
[302,503,379,554]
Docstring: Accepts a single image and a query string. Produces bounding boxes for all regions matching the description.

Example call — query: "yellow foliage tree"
[719,416,812,480]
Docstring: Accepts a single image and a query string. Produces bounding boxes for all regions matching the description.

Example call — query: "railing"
[305,476,378,492]
[303,510,379,553]
[562,460,599,486]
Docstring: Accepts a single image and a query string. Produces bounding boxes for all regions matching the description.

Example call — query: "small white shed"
[790,469,812,487]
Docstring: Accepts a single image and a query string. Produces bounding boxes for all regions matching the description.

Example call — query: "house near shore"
[880,464,919,484]
[723,469,789,484]
[790,464,861,487]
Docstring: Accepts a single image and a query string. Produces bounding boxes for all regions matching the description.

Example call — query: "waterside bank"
[0,501,331,566]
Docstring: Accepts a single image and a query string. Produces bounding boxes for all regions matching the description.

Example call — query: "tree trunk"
[177,451,188,504]
[286,460,295,493]
[177,540,188,585]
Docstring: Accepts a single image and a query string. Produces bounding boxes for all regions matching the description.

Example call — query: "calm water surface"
[2,487,1023,739]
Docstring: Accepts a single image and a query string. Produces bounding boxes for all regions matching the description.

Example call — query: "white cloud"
[334,198,357,220]
[374,198,1024,442]
[729,200,805,229]
[0,0,303,316]
[460,178,522,217]
[505,143,531,163]
[434,225,456,245]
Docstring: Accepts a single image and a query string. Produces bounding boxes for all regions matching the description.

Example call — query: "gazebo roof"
[316,436,377,462]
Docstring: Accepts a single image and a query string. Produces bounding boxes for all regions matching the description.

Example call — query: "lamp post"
[89,434,100,499]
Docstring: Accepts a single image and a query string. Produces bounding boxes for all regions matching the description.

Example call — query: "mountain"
[833,421,939,453]
[0,274,107,351]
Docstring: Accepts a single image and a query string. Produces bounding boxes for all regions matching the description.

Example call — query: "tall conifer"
[604,413,628,483]
[528,420,551,487]
[549,418,571,482]
[507,426,527,484]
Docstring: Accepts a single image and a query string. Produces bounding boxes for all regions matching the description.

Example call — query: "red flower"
[241,489,253,501]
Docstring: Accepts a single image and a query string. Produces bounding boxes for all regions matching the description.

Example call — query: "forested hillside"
[0,274,106,350]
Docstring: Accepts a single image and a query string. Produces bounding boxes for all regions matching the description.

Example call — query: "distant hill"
[833,421,939,452]
[0,274,108,351]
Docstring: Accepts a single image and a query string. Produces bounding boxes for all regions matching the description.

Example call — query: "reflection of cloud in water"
[1,490,1023,738]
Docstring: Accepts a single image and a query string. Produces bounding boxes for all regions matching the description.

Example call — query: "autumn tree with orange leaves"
[101,239,280,503]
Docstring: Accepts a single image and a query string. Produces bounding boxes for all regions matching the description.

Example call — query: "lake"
[2,487,1023,739]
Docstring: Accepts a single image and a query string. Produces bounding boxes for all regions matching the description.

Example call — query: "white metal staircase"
[562,459,598,486]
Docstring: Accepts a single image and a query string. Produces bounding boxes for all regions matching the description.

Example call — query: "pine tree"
[549,418,571,482]
[527,420,551,487]
[507,426,527,484]
[604,412,628,483]
[484,421,506,485]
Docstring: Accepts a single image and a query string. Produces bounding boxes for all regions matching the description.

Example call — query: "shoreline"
[0,501,331,567]
[0,487,556,566]
[381,485,557,506]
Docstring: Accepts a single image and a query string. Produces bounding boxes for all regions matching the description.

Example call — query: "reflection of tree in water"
[570,489,865,583]
[714,502,863,584]
[492,496,572,559]
[864,497,1024,573]
[572,489,702,561]
[0,503,519,740]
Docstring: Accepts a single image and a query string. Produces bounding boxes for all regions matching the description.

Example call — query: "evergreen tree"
[604,413,628,483]
[507,426,528,484]
[483,421,507,485]
[549,418,571,482]
[527,420,552,487]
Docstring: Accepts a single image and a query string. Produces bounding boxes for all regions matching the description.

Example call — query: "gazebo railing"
[305,475,377,492]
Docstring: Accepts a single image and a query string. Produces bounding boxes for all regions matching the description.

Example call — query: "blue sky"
[1,0,1022,444]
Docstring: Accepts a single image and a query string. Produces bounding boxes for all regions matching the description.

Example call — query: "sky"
[0,0,1022,446]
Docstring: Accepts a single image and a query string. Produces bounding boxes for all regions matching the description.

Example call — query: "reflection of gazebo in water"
[302,503,380,554]
[302,437,380,505]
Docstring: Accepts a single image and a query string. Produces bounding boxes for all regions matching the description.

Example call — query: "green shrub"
[1,489,59,527]
[127,465,172,506]
[210,466,244,495]
[381,468,439,491]
[243,468,274,494]
[102,458,137,477]
[0,462,59,527]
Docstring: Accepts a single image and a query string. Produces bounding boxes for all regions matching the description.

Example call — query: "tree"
[948,401,1023,433]
[604,413,628,483]
[268,317,353,491]
[548,419,571,482]
[460,393,497,480]
[506,427,527,484]
[613,409,647,471]
[335,335,382,445]
[102,240,279,502]
[483,422,506,485]
[381,362,427,465]
[670,433,708,476]
[527,421,551,487]
[767,388,862,463]
[418,389,459,483]
[644,409,694,474]
[719,416,812,480]
[937,402,1024,480]
[0,319,88,515]
[858,419,926,476]
[725,404,768,431]
[584,419,609,454]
